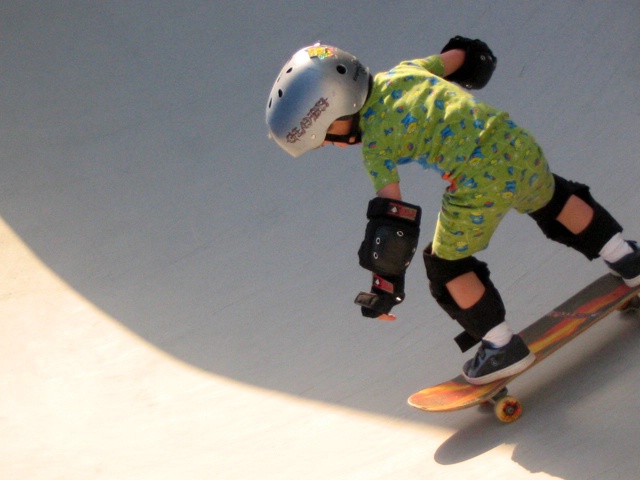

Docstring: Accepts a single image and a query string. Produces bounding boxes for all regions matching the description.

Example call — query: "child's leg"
[529,175,623,260]
[554,191,635,259]
[423,244,510,351]
[555,192,635,262]
[529,175,640,285]
[556,194,594,234]
[444,271,515,347]
[423,245,535,384]
[427,179,520,351]
[445,271,485,309]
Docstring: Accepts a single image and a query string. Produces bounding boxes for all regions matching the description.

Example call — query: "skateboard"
[408,274,640,423]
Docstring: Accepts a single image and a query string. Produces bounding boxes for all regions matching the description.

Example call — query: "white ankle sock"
[483,322,514,348]
[599,233,632,263]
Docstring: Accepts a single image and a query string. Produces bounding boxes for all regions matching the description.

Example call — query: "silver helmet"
[266,44,370,157]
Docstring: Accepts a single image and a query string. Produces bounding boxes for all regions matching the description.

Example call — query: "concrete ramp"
[2,2,640,478]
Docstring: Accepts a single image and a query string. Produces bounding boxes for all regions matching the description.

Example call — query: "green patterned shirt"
[357,55,554,259]
[358,55,512,193]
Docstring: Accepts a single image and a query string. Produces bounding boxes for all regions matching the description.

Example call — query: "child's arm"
[439,36,497,89]
[440,49,466,77]
[370,181,408,321]
[376,181,403,201]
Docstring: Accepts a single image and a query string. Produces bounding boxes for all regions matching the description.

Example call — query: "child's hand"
[377,313,397,321]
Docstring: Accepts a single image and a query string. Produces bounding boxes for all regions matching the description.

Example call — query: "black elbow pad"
[441,36,497,89]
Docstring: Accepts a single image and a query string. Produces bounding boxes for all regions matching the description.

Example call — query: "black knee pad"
[423,244,505,351]
[529,175,622,260]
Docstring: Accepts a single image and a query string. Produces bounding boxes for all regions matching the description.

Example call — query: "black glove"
[355,273,405,318]
[441,36,497,89]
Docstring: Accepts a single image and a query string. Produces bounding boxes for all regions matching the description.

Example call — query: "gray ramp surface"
[2,1,640,479]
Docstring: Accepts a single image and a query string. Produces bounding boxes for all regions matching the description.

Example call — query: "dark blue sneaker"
[606,241,640,287]
[462,335,535,385]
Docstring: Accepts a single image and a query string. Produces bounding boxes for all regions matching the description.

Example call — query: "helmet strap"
[324,114,361,145]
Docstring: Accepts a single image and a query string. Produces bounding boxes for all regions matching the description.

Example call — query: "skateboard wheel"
[494,396,522,423]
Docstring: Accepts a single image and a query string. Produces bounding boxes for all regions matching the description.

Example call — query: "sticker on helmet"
[307,46,335,60]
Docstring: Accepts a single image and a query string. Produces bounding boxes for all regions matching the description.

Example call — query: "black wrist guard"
[441,36,497,89]
[358,197,421,276]
[355,273,405,318]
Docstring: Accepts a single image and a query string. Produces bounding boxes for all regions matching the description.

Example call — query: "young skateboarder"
[265,38,640,384]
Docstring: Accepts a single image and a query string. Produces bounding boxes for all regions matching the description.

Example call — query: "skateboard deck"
[408,274,640,422]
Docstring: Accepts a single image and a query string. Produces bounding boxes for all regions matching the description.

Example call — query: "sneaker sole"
[463,351,536,385]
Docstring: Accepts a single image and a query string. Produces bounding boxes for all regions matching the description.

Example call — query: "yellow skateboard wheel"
[493,395,522,423]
